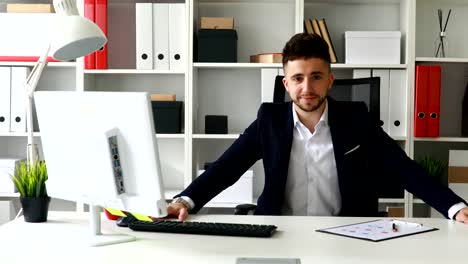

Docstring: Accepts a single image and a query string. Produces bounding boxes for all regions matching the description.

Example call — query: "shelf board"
[204,197,421,208]
[192,134,240,139]
[416,57,468,63]
[205,202,243,208]
[0,132,182,139]
[199,0,293,3]
[194,62,281,69]
[199,0,401,4]
[413,199,425,204]
[157,134,185,139]
[206,200,257,208]
[191,134,406,140]
[0,193,19,198]
[194,62,407,69]
[414,137,468,143]
[378,198,424,204]
[0,132,41,137]
[84,69,185,74]
[0,61,76,68]
[332,63,407,69]
[305,0,401,4]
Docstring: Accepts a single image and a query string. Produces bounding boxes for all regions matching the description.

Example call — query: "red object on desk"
[104,209,121,221]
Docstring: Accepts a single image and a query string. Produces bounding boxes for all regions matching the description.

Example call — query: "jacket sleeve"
[362,103,466,218]
[176,106,264,213]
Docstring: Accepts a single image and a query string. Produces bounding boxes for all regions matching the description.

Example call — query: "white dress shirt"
[281,101,341,216]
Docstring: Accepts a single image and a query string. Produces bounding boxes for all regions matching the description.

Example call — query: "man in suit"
[169,33,468,223]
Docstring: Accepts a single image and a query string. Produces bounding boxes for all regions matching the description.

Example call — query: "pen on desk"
[392,223,398,232]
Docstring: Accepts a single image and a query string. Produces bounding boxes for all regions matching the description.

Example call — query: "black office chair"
[235,75,400,216]
[273,75,382,128]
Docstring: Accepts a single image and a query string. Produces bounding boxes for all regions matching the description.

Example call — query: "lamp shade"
[52,16,107,61]
[51,0,107,61]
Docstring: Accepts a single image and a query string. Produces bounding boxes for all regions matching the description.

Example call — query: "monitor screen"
[35,91,168,246]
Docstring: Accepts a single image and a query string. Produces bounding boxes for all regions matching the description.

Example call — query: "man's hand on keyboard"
[167,202,189,221]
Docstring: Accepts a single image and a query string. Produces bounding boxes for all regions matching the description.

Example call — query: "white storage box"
[0,13,53,59]
[345,31,401,64]
[0,157,25,193]
[198,170,253,204]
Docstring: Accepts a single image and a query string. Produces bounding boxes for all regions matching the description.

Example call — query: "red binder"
[95,0,108,69]
[84,0,95,69]
[414,65,429,137]
[427,65,441,137]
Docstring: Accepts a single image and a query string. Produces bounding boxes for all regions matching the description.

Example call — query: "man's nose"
[303,77,314,91]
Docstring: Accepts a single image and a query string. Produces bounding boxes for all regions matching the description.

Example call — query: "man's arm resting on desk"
[451,203,468,223]
[167,196,194,221]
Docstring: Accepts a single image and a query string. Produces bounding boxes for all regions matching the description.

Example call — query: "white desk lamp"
[25,0,107,166]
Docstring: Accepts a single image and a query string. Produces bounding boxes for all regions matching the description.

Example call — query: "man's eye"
[312,75,322,80]
[293,77,303,82]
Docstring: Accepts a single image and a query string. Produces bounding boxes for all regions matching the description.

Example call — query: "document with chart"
[316,219,438,242]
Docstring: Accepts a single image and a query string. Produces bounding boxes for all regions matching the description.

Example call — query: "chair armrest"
[234,204,257,215]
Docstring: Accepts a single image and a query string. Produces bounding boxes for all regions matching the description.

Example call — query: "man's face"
[282,57,334,113]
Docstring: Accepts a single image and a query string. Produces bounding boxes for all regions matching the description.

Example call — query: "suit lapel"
[327,98,349,198]
[282,102,294,174]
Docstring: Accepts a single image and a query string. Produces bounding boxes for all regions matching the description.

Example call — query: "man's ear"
[282,77,289,92]
[328,73,335,91]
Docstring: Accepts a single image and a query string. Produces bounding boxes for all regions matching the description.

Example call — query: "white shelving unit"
[2,0,467,218]
[411,0,468,217]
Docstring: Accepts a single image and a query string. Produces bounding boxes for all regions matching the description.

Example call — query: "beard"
[292,93,326,112]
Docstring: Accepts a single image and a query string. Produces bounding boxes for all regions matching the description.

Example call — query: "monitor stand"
[87,205,135,247]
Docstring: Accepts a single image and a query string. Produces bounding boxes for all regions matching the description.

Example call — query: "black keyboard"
[128,220,277,238]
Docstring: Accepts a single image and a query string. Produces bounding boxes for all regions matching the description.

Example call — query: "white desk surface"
[0,212,467,264]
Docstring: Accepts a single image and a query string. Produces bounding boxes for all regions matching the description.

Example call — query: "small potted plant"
[11,160,50,222]
[417,156,447,185]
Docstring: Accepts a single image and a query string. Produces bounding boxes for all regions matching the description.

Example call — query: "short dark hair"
[282,33,331,69]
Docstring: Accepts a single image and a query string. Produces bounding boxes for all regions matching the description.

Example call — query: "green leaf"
[9,160,48,198]
[417,156,447,179]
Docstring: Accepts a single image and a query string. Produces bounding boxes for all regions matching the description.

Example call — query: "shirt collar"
[292,99,329,129]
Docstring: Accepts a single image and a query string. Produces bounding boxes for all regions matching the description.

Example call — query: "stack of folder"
[135,3,186,71]
[0,67,30,133]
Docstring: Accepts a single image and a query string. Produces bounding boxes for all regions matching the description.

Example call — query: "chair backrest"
[273,76,381,127]
[329,77,381,127]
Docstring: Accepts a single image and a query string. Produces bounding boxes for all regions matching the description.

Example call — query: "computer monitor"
[34,91,168,246]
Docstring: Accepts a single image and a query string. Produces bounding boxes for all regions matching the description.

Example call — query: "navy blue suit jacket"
[178,99,465,217]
